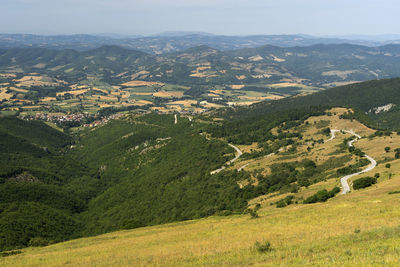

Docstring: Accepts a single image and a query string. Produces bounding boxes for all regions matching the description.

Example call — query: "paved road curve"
[329,129,377,194]
[211,144,243,175]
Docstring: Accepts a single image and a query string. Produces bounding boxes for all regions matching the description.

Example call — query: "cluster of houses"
[23,112,92,124]
[83,113,125,128]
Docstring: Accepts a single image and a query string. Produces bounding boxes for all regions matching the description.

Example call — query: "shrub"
[352,177,377,190]
[385,147,391,153]
[247,209,259,219]
[216,210,233,216]
[275,195,295,208]
[255,240,272,253]
[303,187,340,204]
[0,250,22,257]
[386,163,391,169]
[28,237,49,247]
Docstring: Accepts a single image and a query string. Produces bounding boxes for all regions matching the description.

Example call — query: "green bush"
[255,240,272,253]
[353,177,377,190]
[248,209,259,219]
[28,237,49,247]
[275,195,295,208]
[303,187,340,204]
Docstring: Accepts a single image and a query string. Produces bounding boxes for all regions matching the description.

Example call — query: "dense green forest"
[0,114,250,251]
[211,78,400,141]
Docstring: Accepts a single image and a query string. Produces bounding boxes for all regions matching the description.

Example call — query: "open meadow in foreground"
[2,133,400,266]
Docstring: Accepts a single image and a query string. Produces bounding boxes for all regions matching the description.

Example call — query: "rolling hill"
[2,44,400,88]
[1,33,400,54]
[2,103,400,265]
[2,77,400,259]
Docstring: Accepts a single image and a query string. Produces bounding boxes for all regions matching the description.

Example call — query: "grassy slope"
[2,175,400,266]
[3,109,400,266]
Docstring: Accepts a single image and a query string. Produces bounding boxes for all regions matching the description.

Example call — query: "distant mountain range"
[1,33,400,54]
[2,43,400,88]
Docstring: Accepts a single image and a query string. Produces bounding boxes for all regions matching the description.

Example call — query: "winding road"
[328,129,377,194]
[211,144,243,175]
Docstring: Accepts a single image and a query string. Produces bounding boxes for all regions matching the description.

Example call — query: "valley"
[2,43,400,122]
[1,42,400,266]
[3,0,400,265]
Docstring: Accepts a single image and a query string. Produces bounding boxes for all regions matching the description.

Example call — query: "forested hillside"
[1,44,400,87]
[0,114,249,251]
[2,77,400,252]
[212,78,400,143]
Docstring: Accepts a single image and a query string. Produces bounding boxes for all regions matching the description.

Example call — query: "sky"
[1,0,399,36]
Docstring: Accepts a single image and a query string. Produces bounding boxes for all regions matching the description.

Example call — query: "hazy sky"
[1,0,399,36]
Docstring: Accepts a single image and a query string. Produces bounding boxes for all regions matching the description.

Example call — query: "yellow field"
[151,106,170,113]
[271,54,286,62]
[56,89,89,96]
[201,102,224,109]
[0,73,16,78]
[92,88,108,94]
[3,173,400,267]
[230,85,245,90]
[98,95,118,101]
[323,81,362,87]
[9,99,34,104]
[190,73,218,78]
[40,97,57,102]
[208,93,220,97]
[153,91,184,98]
[130,92,153,96]
[99,104,113,108]
[8,87,28,93]
[134,100,153,106]
[249,55,264,61]
[14,75,66,87]
[321,70,359,79]
[33,63,46,69]
[269,82,308,88]
[131,70,150,80]
[0,88,13,100]
[121,80,164,87]
[167,100,197,107]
